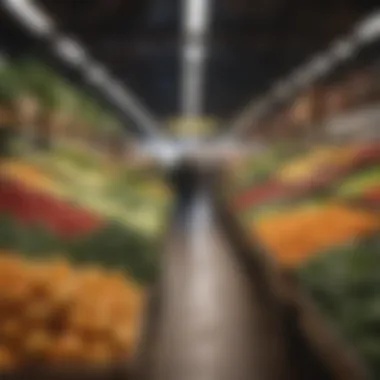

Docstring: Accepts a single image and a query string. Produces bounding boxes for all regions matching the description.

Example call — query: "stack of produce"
[275,145,359,190]
[364,185,380,205]
[350,142,380,168]
[232,144,361,215]
[232,141,380,377]
[253,202,380,266]
[0,254,142,371]
[232,141,380,226]
[0,142,170,283]
[232,179,291,212]
[0,169,103,238]
[336,165,380,208]
[0,160,60,195]
[298,234,380,379]
[0,55,129,155]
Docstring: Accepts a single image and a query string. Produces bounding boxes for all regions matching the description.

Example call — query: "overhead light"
[85,63,109,85]
[254,97,272,116]
[331,38,356,61]
[272,80,292,99]
[307,54,332,78]
[2,0,164,142]
[291,67,313,88]
[184,44,203,61]
[224,9,380,141]
[356,11,380,43]
[54,37,87,66]
[2,0,54,36]
[103,80,164,139]
[183,0,212,35]
[104,81,129,105]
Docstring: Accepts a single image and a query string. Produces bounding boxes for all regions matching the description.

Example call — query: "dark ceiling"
[0,0,379,121]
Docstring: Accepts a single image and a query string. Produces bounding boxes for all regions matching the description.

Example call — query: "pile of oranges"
[254,203,380,266]
[0,254,143,371]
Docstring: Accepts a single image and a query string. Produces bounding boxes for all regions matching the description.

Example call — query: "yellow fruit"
[0,161,58,194]
[22,329,51,358]
[0,346,16,370]
[47,334,83,362]
[0,255,143,367]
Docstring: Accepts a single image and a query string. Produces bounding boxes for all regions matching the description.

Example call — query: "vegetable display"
[254,202,379,265]
[231,140,380,377]
[0,123,168,285]
[1,55,380,376]
[0,254,142,370]
[298,235,380,379]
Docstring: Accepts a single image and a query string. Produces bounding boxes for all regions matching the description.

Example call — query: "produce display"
[233,141,380,217]
[0,55,160,375]
[0,154,166,283]
[236,143,380,265]
[336,165,380,207]
[0,57,170,285]
[275,145,354,184]
[1,55,380,377]
[253,202,379,266]
[233,179,291,212]
[0,254,142,370]
[0,149,169,236]
[298,234,380,379]
[230,139,380,378]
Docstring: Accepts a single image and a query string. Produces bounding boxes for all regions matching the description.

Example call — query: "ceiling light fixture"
[2,0,54,36]
[54,36,87,67]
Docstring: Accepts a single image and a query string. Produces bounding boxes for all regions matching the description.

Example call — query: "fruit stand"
[230,140,380,377]
[0,57,171,374]
[2,81,380,375]
[1,2,380,378]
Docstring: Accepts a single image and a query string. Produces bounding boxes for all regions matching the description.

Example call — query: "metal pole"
[180,0,212,118]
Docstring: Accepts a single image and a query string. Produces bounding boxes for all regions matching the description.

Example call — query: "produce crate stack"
[230,140,380,377]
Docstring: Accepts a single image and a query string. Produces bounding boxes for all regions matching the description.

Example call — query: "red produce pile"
[0,177,103,238]
[351,142,380,168]
[364,185,380,202]
[232,179,292,211]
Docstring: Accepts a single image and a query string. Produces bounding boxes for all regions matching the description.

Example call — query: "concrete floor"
[138,192,287,380]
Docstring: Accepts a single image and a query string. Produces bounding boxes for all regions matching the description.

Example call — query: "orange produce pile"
[0,160,58,195]
[0,255,143,370]
[254,203,380,266]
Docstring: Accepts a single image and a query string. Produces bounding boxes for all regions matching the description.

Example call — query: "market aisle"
[145,190,286,380]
